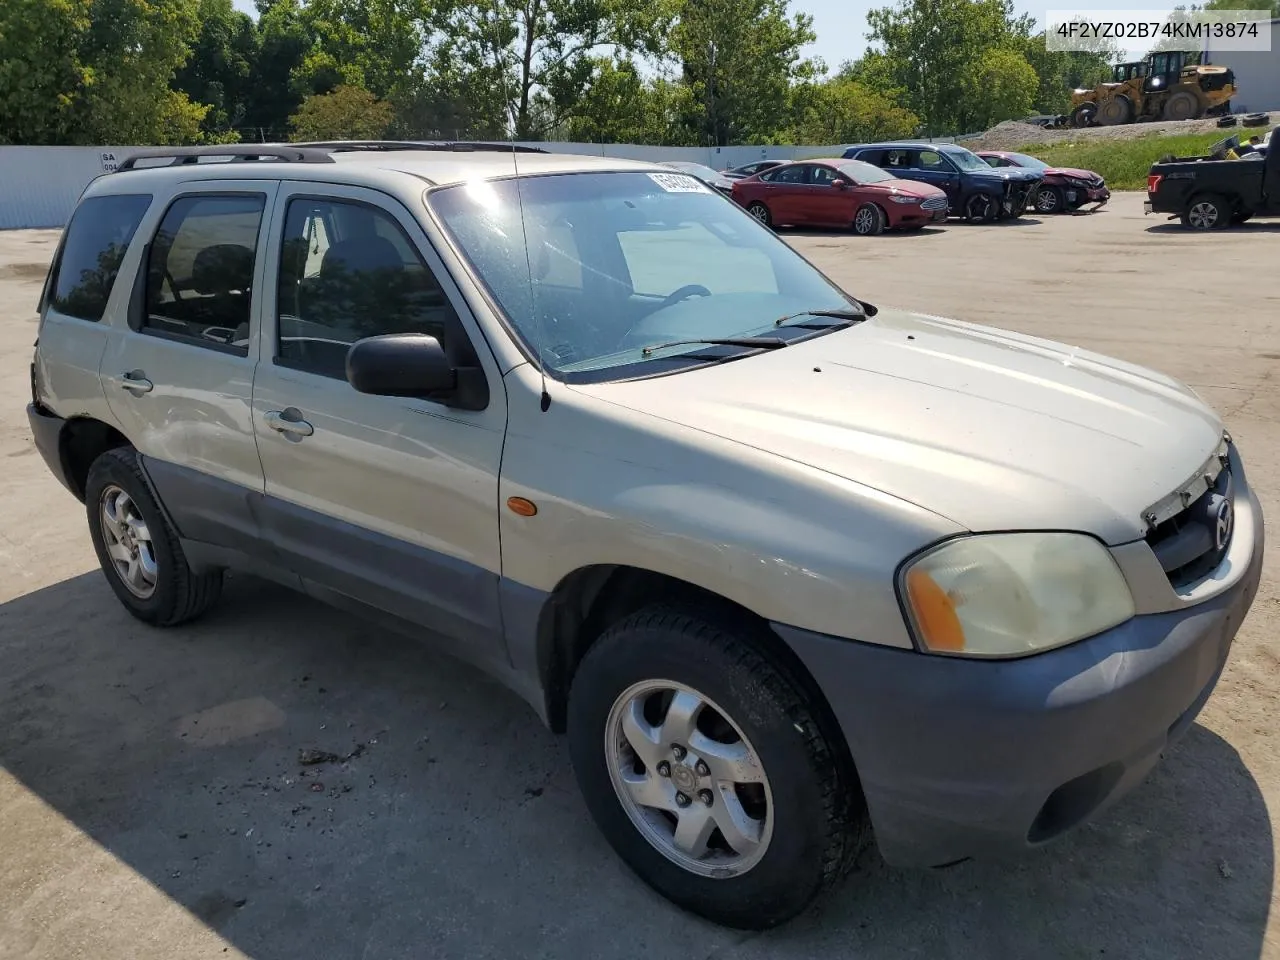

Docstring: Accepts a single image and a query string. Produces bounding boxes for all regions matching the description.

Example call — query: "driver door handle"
[113,372,154,395]
[264,409,314,438]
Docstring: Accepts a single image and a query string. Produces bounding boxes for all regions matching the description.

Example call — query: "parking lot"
[1,190,1278,959]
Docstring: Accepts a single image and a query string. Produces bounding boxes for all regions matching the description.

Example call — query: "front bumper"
[771,498,1264,869]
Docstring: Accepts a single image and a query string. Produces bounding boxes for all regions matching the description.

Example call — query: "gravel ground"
[1,195,1278,959]
[962,112,1280,151]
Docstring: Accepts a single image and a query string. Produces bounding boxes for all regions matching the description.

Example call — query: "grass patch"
[1012,131,1233,190]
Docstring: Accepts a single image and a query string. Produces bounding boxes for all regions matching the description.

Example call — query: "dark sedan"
[722,160,784,179]
[977,151,1110,214]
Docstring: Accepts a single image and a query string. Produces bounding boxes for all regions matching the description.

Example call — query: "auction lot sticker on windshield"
[648,173,710,193]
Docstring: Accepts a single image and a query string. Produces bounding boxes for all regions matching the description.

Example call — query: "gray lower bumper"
[772,527,1263,868]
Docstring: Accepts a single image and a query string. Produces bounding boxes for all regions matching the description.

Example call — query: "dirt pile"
[960,112,1280,151]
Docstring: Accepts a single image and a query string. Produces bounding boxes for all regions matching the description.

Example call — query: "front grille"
[921,196,947,211]
[1144,443,1235,589]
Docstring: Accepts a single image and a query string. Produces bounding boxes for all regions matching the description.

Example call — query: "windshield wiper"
[641,336,788,357]
[774,301,877,328]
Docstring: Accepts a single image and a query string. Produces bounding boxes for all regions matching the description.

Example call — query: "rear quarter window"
[46,194,152,322]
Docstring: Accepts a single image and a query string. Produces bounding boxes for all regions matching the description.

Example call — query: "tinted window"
[854,150,885,166]
[883,149,911,169]
[49,194,152,322]
[276,198,461,379]
[810,166,842,185]
[763,165,808,184]
[144,194,265,352]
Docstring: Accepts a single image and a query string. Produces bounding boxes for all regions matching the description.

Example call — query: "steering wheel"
[658,284,712,310]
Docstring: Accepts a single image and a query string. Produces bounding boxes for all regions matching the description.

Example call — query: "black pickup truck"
[1145,131,1280,229]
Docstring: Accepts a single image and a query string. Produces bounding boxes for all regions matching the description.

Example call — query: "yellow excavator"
[1070,51,1237,127]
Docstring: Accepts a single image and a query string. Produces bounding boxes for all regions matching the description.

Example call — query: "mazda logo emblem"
[1215,499,1234,552]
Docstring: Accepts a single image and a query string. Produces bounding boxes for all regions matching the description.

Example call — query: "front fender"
[496,369,961,651]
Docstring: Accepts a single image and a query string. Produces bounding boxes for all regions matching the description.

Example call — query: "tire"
[1217,115,1238,128]
[963,192,997,223]
[566,604,864,930]
[1181,193,1232,230]
[1070,102,1096,128]
[852,202,885,236]
[1242,113,1268,127]
[1097,95,1133,126]
[746,202,772,228]
[85,447,223,626]
[1164,90,1201,122]
[1034,185,1066,214]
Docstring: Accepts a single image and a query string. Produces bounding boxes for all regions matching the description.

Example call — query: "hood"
[983,167,1042,183]
[866,177,946,198]
[1045,167,1100,181]
[573,309,1222,544]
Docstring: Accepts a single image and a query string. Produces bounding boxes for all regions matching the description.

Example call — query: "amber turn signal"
[506,496,538,517]
[904,568,965,652]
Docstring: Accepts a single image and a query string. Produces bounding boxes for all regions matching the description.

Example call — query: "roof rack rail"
[116,145,334,171]
[291,140,549,154]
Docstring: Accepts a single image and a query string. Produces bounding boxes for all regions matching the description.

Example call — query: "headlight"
[900,533,1134,658]
[889,195,921,204]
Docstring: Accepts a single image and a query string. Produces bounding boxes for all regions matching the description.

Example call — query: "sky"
[228,0,1185,69]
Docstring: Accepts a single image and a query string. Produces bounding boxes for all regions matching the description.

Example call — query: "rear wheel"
[1097,94,1133,126]
[746,202,772,228]
[1164,90,1201,121]
[1034,185,1066,214]
[567,604,864,930]
[1071,102,1097,128]
[1182,194,1232,230]
[852,203,885,236]
[85,447,223,625]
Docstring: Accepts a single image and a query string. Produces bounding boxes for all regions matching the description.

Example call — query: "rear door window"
[143,194,266,353]
[883,149,912,170]
[45,194,152,322]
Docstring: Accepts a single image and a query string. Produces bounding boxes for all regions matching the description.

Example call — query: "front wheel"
[964,192,997,223]
[1034,185,1066,214]
[1181,194,1232,230]
[567,604,864,929]
[852,202,885,236]
[746,202,772,228]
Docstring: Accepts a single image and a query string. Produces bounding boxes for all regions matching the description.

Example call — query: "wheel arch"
[58,416,132,501]
[535,564,859,787]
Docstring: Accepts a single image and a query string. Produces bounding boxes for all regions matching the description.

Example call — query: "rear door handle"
[264,409,314,438]
[113,372,154,394]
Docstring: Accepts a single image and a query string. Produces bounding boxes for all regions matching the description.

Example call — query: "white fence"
[0,138,959,230]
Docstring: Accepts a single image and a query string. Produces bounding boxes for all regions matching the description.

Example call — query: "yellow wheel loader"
[1069,51,1236,128]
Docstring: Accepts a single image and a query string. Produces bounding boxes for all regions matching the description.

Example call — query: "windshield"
[839,160,895,183]
[1007,153,1049,170]
[946,149,990,172]
[428,171,855,380]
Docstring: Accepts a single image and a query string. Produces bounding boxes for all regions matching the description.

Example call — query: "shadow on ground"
[0,572,1273,960]
[1146,222,1280,234]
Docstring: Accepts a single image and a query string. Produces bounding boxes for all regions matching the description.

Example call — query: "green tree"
[565,59,697,144]
[243,0,313,140]
[790,77,919,144]
[671,0,819,145]
[427,0,667,139]
[172,0,258,136]
[864,0,1028,134]
[0,0,93,144]
[1203,0,1280,15]
[959,46,1037,130]
[288,82,394,139]
[1021,31,1115,115]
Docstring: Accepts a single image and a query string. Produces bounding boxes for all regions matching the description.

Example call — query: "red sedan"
[976,151,1111,213]
[731,159,949,235]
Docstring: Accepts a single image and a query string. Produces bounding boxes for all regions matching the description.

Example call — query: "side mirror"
[832,179,849,189]
[346,333,487,410]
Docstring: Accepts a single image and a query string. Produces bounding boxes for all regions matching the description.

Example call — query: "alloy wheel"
[605,679,773,878]
[1188,201,1219,229]
[99,484,158,598]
